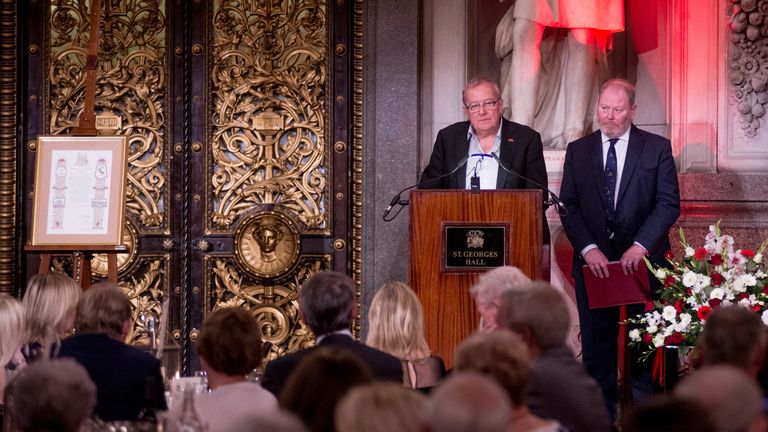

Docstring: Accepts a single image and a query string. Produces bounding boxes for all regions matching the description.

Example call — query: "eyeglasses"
[465,99,500,113]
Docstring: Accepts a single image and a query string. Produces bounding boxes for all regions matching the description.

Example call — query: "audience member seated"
[227,409,309,432]
[4,358,96,432]
[498,281,611,432]
[454,330,565,432]
[21,272,81,361]
[621,394,716,432]
[675,365,767,432]
[366,282,446,391]
[194,306,277,431]
[0,294,26,416]
[700,305,767,379]
[423,372,512,432]
[279,346,373,432]
[58,282,166,421]
[470,266,530,330]
[335,382,426,432]
[261,271,401,397]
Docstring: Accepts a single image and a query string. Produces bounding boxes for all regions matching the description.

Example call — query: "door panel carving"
[18,0,359,374]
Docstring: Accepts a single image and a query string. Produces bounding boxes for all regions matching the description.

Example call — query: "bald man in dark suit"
[559,78,680,419]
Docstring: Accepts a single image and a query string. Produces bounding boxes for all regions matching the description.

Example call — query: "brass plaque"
[443,224,508,271]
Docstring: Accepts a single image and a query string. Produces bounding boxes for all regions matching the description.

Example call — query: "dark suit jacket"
[419,118,548,194]
[528,345,611,432]
[260,333,402,397]
[559,125,680,270]
[58,334,167,421]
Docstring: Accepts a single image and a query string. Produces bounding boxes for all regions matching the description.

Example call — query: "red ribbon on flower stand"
[652,345,680,391]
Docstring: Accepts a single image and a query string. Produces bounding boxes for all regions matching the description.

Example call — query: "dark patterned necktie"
[604,138,619,220]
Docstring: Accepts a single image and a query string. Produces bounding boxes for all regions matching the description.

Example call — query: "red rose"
[685,288,693,296]
[665,332,685,345]
[711,273,724,286]
[763,286,768,295]
[709,299,721,308]
[697,305,713,320]
[664,276,676,287]
[694,247,708,261]
[642,333,653,344]
[673,300,684,313]
[752,305,762,313]
[665,250,675,261]
[742,249,756,258]
[710,254,723,266]
[738,292,749,300]
[645,300,655,312]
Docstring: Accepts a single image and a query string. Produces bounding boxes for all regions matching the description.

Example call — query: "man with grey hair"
[419,76,548,197]
[5,358,97,432]
[261,271,401,397]
[674,365,767,432]
[58,282,166,421]
[498,281,610,432]
[423,372,512,432]
[469,265,530,330]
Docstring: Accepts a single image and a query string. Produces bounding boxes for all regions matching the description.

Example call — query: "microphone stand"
[489,152,568,216]
[382,154,470,222]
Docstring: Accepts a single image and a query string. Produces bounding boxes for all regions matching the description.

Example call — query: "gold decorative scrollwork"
[122,257,168,346]
[209,0,328,233]
[91,218,139,277]
[208,256,329,359]
[48,0,168,230]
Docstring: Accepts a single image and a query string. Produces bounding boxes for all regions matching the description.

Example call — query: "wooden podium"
[409,189,545,367]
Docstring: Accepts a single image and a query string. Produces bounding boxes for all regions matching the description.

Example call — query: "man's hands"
[584,244,648,278]
[621,244,647,275]
[584,248,610,278]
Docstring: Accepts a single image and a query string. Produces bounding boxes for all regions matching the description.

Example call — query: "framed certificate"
[30,135,127,246]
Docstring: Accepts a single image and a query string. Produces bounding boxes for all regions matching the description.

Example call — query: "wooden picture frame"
[30,135,127,246]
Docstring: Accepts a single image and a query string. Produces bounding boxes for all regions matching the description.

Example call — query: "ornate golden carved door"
[19,0,361,374]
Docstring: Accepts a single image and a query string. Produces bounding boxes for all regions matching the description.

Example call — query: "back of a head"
[675,365,765,432]
[197,306,263,376]
[5,358,97,432]
[454,329,530,405]
[299,271,354,335]
[279,346,373,432]
[469,266,530,306]
[366,282,430,360]
[335,382,427,432]
[702,306,767,372]
[498,281,569,349]
[22,272,81,346]
[227,409,309,432]
[0,294,26,366]
[622,395,717,432]
[75,282,132,339]
[424,372,512,432]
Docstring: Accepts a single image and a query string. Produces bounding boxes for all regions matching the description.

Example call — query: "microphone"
[382,154,470,221]
[469,154,484,193]
[489,152,567,216]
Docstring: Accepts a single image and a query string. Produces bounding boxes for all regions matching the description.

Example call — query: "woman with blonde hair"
[0,294,26,415]
[366,282,445,391]
[21,272,81,361]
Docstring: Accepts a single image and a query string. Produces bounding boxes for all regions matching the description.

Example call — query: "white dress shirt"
[465,124,502,190]
[581,128,646,257]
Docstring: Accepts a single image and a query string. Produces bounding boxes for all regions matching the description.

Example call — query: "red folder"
[582,261,650,309]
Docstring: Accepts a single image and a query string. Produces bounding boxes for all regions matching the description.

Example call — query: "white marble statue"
[496,0,624,149]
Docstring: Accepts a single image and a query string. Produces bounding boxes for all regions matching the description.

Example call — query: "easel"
[26,245,126,288]
[26,0,124,289]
